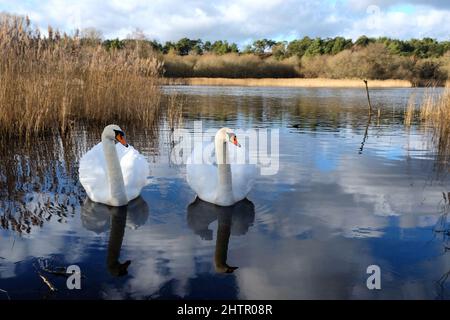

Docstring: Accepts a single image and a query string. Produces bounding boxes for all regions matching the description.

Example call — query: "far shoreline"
[162,77,415,88]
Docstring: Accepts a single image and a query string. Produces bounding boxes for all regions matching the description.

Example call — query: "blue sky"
[0,0,449,44]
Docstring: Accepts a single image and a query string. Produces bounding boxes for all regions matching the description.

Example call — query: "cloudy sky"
[0,0,449,45]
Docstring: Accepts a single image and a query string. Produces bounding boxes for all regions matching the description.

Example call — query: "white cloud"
[1,0,449,43]
[344,7,450,40]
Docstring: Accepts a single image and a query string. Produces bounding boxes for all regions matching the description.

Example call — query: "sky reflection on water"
[0,86,449,299]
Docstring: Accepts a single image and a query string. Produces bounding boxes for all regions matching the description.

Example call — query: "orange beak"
[233,137,241,148]
[116,134,128,147]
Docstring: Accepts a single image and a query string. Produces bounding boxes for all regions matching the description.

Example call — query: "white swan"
[186,128,257,206]
[79,124,149,206]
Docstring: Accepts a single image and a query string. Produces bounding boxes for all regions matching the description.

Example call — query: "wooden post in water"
[363,79,373,115]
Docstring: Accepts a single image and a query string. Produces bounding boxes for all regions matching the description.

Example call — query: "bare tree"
[127,28,147,41]
[80,27,103,45]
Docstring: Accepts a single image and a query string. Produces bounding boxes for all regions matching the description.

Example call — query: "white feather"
[186,141,257,206]
[79,142,149,206]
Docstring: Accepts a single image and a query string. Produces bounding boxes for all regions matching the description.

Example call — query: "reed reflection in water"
[0,126,159,235]
[1,86,450,299]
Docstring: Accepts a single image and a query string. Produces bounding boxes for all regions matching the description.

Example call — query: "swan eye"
[230,134,241,147]
[113,130,128,147]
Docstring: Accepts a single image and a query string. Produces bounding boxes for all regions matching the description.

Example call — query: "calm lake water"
[1,86,450,299]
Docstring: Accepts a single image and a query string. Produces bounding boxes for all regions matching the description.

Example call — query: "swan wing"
[231,163,257,202]
[186,163,218,203]
[116,144,150,202]
[79,143,149,205]
[79,143,110,204]
[227,143,257,202]
[186,141,218,204]
[186,141,258,205]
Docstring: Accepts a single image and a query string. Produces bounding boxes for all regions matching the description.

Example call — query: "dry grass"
[165,93,184,131]
[300,44,408,80]
[404,93,416,127]
[162,77,412,88]
[0,14,163,139]
[419,84,450,167]
[163,43,449,85]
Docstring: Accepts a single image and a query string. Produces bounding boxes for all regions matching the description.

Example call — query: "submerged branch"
[0,288,11,300]
[38,272,58,292]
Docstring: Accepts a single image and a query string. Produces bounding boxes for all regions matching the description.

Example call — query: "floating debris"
[41,266,69,278]
[38,272,58,292]
[36,258,86,282]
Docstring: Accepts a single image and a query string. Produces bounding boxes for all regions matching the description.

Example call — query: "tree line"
[100,35,450,59]
[79,27,450,83]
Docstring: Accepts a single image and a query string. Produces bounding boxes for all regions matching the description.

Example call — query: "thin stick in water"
[363,79,373,114]
[359,113,372,154]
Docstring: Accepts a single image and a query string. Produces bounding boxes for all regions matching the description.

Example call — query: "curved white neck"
[102,138,128,206]
[215,131,233,204]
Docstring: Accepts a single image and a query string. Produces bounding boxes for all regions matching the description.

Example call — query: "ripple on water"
[1,86,449,299]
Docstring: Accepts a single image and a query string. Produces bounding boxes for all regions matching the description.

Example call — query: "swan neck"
[215,132,228,165]
[102,137,128,206]
[215,132,233,204]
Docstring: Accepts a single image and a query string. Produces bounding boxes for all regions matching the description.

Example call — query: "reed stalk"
[0,14,163,139]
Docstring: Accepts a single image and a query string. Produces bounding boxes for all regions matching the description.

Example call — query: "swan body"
[79,125,149,206]
[186,128,257,206]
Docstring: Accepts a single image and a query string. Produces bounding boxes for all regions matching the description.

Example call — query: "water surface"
[1,86,449,299]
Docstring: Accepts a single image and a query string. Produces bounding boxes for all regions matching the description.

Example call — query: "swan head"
[102,124,128,147]
[217,127,241,148]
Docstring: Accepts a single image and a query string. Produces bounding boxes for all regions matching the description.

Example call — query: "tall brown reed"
[165,93,184,132]
[418,84,450,168]
[0,14,163,139]
[404,93,416,127]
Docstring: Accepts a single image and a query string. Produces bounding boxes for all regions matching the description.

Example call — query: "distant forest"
[74,28,450,83]
[102,35,450,59]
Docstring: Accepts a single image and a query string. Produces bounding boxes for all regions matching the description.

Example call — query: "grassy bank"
[163,53,300,78]
[162,77,412,88]
[0,14,162,139]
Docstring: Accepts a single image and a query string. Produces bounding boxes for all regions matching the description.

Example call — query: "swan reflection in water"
[81,197,149,277]
[187,197,255,273]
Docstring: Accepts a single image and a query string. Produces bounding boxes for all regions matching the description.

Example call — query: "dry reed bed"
[0,14,163,139]
[165,93,184,131]
[163,77,412,88]
[420,86,450,163]
[404,93,416,126]
[412,82,450,171]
